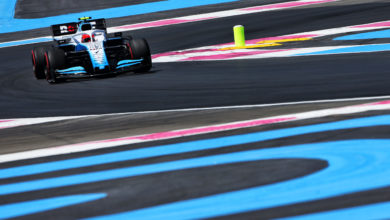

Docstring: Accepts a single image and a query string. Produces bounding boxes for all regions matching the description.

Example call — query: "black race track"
[1,0,390,118]
[1,0,390,219]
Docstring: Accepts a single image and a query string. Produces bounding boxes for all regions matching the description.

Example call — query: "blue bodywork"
[55,19,144,77]
[57,66,87,74]
[116,59,143,69]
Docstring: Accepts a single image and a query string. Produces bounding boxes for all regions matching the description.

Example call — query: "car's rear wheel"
[44,47,66,84]
[127,38,152,73]
[31,47,46,79]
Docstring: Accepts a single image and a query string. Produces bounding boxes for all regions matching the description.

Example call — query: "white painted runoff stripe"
[85,95,390,115]
[0,116,86,130]
[1,99,390,163]
[0,0,339,49]
[2,95,390,130]
[152,19,390,62]
[108,0,340,33]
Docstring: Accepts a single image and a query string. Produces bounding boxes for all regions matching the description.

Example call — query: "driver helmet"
[82,34,91,43]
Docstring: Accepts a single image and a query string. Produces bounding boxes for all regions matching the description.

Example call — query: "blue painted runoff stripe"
[1,115,390,179]
[298,43,390,55]
[334,29,390,40]
[86,139,390,220]
[0,0,238,33]
[282,201,390,220]
[0,0,17,20]
[0,193,106,219]
[0,117,387,193]
[0,37,51,48]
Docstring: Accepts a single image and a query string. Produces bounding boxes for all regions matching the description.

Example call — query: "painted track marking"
[2,95,390,131]
[0,115,389,179]
[0,0,239,33]
[0,193,106,219]
[283,201,390,219]
[109,0,339,33]
[86,138,390,219]
[152,20,390,62]
[0,0,339,48]
[3,117,390,219]
[219,37,313,50]
[1,99,390,163]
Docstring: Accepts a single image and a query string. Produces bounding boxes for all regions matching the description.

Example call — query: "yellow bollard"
[233,25,246,47]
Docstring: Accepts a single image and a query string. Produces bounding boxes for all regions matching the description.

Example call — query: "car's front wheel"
[127,38,152,73]
[31,47,47,79]
[44,47,66,84]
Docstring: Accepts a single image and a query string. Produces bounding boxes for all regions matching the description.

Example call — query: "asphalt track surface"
[14,0,162,18]
[2,0,390,219]
[2,0,390,118]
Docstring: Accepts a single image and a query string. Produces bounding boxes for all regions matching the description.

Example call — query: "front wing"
[55,45,144,78]
[55,58,145,79]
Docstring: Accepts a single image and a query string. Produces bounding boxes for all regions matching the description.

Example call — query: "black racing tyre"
[44,47,66,84]
[128,38,152,73]
[31,47,46,79]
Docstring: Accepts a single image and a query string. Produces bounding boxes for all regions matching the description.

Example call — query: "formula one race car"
[31,17,152,83]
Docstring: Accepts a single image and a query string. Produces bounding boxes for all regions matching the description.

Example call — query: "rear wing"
[51,18,107,37]
[89,19,107,31]
[51,22,79,37]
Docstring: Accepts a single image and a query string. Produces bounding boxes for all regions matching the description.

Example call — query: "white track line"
[2,95,390,130]
[152,19,390,62]
[0,116,86,130]
[86,95,390,114]
[0,0,340,49]
[1,98,390,163]
[108,0,340,33]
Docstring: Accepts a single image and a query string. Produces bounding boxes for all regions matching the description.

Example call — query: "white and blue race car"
[31,17,152,83]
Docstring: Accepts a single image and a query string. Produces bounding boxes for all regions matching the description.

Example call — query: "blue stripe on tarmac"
[0,116,388,196]
[0,37,51,48]
[282,201,390,220]
[0,0,17,20]
[298,44,390,55]
[0,0,238,33]
[334,29,390,40]
[85,139,390,220]
[1,115,390,179]
[0,193,106,219]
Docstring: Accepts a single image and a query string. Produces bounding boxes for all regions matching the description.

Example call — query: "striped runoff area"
[152,19,390,62]
[1,99,390,163]
[0,0,339,49]
[2,111,390,219]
